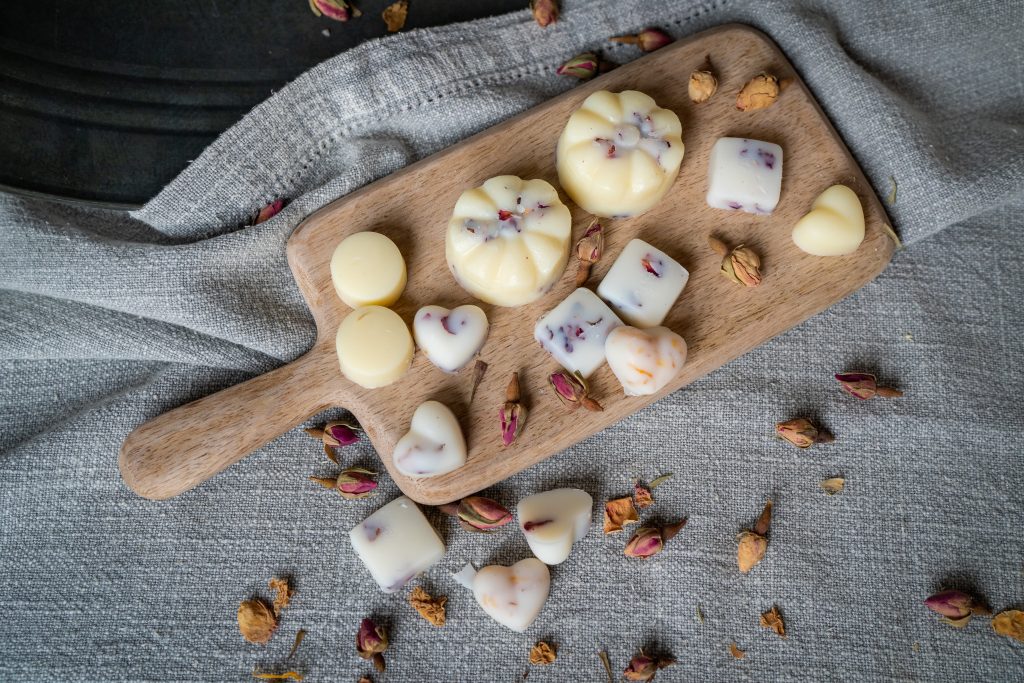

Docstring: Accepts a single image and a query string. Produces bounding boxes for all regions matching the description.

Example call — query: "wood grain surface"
[119,24,895,502]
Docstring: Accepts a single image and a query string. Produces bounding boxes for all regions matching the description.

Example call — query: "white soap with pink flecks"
[349,496,446,593]
[706,137,783,215]
[596,238,688,328]
[534,288,623,378]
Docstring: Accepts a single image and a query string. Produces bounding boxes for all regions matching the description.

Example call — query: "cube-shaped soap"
[706,137,783,215]
[349,496,445,593]
[597,239,688,328]
[534,288,623,377]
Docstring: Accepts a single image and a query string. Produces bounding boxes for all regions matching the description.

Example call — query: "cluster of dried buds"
[500,372,527,447]
[623,650,676,681]
[624,519,687,559]
[309,467,378,499]
[925,590,991,628]
[835,372,903,399]
[439,495,513,532]
[549,370,604,411]
[356,618,388,672]
[574,220,604,286]
[775,418,833,448]
[737,500,772,573]
[708,235,762,287]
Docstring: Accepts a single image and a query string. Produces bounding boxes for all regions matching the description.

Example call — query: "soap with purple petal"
[534,288,623,378]
[596,239,688,328]
[349,496,446,593]
[706,137,784,215]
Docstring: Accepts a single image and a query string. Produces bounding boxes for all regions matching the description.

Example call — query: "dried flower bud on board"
[736,73,780,111]
[500,372,527,447]
[689,68,717,103]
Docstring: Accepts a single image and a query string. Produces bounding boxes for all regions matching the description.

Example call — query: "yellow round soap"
[330,231,407,308]
[336,306,413,389]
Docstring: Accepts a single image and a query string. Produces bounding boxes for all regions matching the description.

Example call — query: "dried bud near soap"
[722,245,762,287]
[308,0,361,22]
[737,500,772,573]
[835,372,904,399]
[323,421,360,447]
[253,199,285,225]
[356,618,387,672]
[238,599,278,644]
[736,73,780,111]
[992,610,1024,641]
[689,64,717,103]
[457,496,513,531]
[500,372,527,447]
[603,496,639,534]
[549,370,604,412]
[408,586,447,626]
[611,28,673,52]
[623,651,676,681]
[775,418,833,448]
[925,590,990,627]
[574,220,605,286]
[557,52,599,80]
[336,467,379,499]
[530,0,559,27]
[624,519,686,559]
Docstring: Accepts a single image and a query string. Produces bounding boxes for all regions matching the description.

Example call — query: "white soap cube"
[534,288,623,377]
[597,239,688,328]
[706,137,783,215]
[349,496,445,593]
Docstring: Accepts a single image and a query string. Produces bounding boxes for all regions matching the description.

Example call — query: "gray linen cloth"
[2,0,1023,680]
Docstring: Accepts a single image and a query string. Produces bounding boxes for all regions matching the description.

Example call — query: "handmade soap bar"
[517,488,593,565]
[605,326,687,396]
[335,306,413,388]
[349,496,445,593]
[557,90,684,217]
[393,401,467,478]
[596,239,688,328]
[413,304,488,372]
[534,288,623,378]
[791,185,865,256]
[330,231,407,308]
[468,558,550,632]
[446,175,572,307]
[706,137,783,215]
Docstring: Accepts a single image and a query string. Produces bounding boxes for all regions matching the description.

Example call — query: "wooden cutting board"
[119,24,896,503]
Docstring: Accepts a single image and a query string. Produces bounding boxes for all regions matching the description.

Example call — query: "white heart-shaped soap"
[393,401,466,478]
[517,488,593,565]
[413,305,489,372]
[472,558,550,632]
[605,326,687,396]
[791,185,865,256]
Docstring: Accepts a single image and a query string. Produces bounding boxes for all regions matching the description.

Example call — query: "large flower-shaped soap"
[557,90,684,218]
[446,176,572,307]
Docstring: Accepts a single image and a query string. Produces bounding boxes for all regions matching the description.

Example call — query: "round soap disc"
[335,306,413,389]
[330,231,407,308]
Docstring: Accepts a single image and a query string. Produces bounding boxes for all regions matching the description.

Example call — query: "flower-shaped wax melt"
[446,176,572,307]
[557,90,684,217]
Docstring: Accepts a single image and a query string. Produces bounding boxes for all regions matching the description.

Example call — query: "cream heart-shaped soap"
[517,488,593,565]
[472,558,550,632]
[413,305,489,373]
[605,326,687,397]
[393,401,466,478]
[791,185,865,256]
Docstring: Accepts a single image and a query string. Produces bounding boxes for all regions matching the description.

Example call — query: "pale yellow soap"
[791,185,865,256]
[330,231,407,308]
[336,306,413,389]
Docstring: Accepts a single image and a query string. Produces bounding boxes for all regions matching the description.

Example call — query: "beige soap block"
[335,305,413,388]
[791,185,865,256]
[330,231,407,308]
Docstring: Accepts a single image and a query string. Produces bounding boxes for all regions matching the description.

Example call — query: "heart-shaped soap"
[517,488,593,565]
[605,326,687,396]
[791,184,865,256]
[472,558,550,632]
[393,401,466,478]
[413,305,489,373]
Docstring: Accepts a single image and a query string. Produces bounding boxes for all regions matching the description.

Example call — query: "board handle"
[119,348,337,500]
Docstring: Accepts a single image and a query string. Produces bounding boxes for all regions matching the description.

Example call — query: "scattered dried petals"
[269,577,293,617]
[530,0,559,27]
[381,0,407,32]
[634,482,653,509]
[469,359,488,402]
[308,0,361,21]
[992,610,1024,642]
[604,496,640,533]
[776,418,832,448]
[649,473,673,489]
[821,477,845,495]
[736,73,780,111]
[238,599,278,644]
[729,642,746,660]
[252,672,303,681]
[760,605,786,638]
[408,586,446,626]
[557,52,599,80]
[611,28,673,52]
[287,629,306,658]
[623,651,675,681]
[529,641,557,665]
[689,63,718,103]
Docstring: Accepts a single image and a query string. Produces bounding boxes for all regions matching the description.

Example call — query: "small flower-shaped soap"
[446,176,572,307]
[557,90,684,217]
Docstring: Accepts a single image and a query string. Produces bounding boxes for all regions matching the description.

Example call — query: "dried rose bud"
[556,52,599,80]
[722,245,762,287]
[238,598,278,644]
[356,618,387,672]
[457,495,513,531]
[611,28,673,52]
[500,372,527,447]
[925,590,990,627]
[775,418,832,448]
[835,372,904,399]
[549,370,603,411]
[737,500,772,573]
[336,467,378,499]
[574,220,604,286]
[623,651,676,681]
[624,519,686,559]
[634,481,653,509]
[253,199,285,225]
[308,0,361,21]
[530,0,558,27]
[323,421,360,447]
[736,73,780,111]
[689,68,717,103]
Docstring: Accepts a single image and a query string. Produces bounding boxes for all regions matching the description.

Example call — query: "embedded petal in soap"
[472,558,550,632]
[393,401,466,478]
[791,185,866,256]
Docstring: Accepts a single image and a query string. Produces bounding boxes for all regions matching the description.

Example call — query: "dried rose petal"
[603,496,639,534]
[408,586,446,626]
[268,577,293,617]
[557,52,598,80]
[760,605,786,638]
[634,482,653,509]
[253,199,285,225]
[530,0,558,27]
[689,66,717,103]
